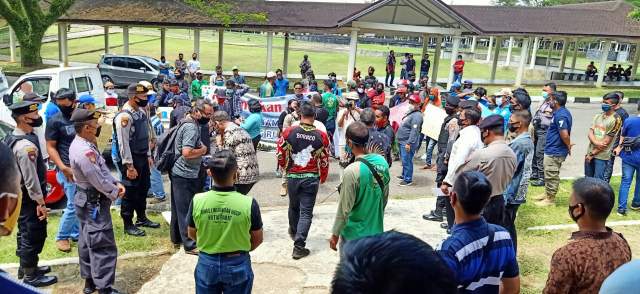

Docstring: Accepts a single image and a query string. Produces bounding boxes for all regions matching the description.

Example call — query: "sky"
[267,0,494,5]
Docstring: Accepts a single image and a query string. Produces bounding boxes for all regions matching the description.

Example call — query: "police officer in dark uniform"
[69,108,125,294]
[114,83,160,236]
[3,100,57,287]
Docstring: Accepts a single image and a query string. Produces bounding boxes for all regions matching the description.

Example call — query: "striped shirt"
[438,218,519,293]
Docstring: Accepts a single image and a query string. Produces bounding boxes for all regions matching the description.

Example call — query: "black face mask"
[568,204,584,222]
[508,122,519,133]
[376,89,383,94]
[445,106,456,115]
[198,117,210,125]
[27,116,43,128]
[58,104,75,118]
[457,119,466,128]
[136,99,149,107]
[95,125,102,138]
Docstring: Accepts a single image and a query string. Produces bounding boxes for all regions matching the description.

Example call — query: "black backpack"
[154,121,192,174]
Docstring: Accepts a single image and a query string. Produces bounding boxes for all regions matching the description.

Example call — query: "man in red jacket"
[277,102,330,260]
[453,55,465,84]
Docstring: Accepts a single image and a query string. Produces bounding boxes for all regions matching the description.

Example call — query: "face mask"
[548,100,556,109]
[93,125,102,138]
[601,103,612,112]
[508,122,519,133]
[58,104,75,117]
[445,106,456,115]
[27,116,43,128]
[542,92,549,99]
[457,119,466,128]
[106,89,115,95]
[376,119,386,128]
[310,85,318,92]
[376,89,383,94]
[495,97,503,106]
[193,57,197,60]
[136,99,149,107]
[481,130,489,143]
[429,95,435,101]
[198,117,210,124]
[357,88,364,94]
[568,204,584,222]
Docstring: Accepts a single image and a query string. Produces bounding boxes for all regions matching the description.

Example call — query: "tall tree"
[0,0,267,67]
[0,0,76,67]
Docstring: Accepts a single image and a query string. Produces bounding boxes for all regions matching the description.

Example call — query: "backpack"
[154,121,192,174]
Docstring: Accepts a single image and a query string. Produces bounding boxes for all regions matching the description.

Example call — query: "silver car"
[98,54,162,88]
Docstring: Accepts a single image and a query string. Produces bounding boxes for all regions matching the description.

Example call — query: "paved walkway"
[137,197,446,294]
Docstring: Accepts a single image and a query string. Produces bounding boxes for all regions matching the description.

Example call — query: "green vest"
[191,190,253,254]
[342,153,390,240]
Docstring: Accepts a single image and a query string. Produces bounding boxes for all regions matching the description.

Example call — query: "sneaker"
[630,204,640,211]
[56,239,71,253]
[396,175,404,180]
[617,209,627,216]
[136,218,161,228]
[440,223,449,229]
[422,211,443,222]
[185,248,200,255]
[149,197,166,204]
[292,246,310,260]
[398,181,413,187]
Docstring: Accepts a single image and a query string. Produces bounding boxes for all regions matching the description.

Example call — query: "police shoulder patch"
[26,146,37,162]
[85,151,96,163]
[121,116,129,127]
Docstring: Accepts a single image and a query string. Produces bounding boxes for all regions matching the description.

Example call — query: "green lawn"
[0,211,171,263]
[516,176,640,293]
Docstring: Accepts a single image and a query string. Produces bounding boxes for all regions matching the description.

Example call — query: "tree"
[0,0,267,67]
[494,0,640,20]
[0,0,76,67]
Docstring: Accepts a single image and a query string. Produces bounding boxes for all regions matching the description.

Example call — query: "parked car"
[98,54,163,89]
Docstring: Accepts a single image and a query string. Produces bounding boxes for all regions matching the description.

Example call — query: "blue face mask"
[602,103,612,112]
[495,97,504,106]
[429,95,435,101]
[215,81,224,86]
[542,92,549,99]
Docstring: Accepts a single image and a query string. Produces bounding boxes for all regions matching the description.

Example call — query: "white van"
[0,66,109,125]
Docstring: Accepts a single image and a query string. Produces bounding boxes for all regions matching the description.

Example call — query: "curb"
[0,250,172,270]
[531,96,640,104]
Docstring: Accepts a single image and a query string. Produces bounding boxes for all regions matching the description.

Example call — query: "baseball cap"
[494,88,513,97]
[22,92,47,103]
[78,94,97,104]
[345,92,359,100]
[70,108,101,123]
[139,81,156,95]
[408,93,422,104]
[266,71,276,78]
[8,100,39,115]
[127,83,147,96]
[445,95,460,107]
[232,66,239,71]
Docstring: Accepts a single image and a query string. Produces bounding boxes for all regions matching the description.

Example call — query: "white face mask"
[106,89,115,95]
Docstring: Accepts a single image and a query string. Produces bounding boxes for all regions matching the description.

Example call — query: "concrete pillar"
[347,29,359,82]
[58,23,69,66]
[266,32,273,72]
[544,38,554,77]
[490,37,501,81]
[193,28,200,57]
[283,33,290,76]
[447,36,461,89]
[217,29,224,67]
[529,37,539,69]
[122,26,130,55]
[486,36,494,62]
[104,26,110,54]
[422,34,429,57]
[9,26,16,63]
[505,36,514,66]
[160,28,166,58]
[596,40,611,87]
[631,43,639,80]
[570,40,579,71]
[515,37,530,87]
[432,35,442,86]
[470,36,477,53]
[559,38,569,73]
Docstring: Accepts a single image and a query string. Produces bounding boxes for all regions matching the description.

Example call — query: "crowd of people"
[0,50,637,294]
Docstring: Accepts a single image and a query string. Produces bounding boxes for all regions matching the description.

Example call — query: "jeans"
[149,166,166,199]
[504,204,520,253]
[385,72,395,86]
[618,161,640,211]
[584,158,608,181]
[604,154,616,183]
[399,143,417,183]
[195,252,253,294]
[425,137,437,166]
[453,72,463,83]
[287,177,319,248]
[482,196,505,227]
[56,170,80,241]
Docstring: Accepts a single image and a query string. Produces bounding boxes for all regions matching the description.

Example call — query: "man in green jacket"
[330,122,390,251]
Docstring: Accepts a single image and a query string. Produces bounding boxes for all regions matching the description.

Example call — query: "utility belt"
[77,186,104,203]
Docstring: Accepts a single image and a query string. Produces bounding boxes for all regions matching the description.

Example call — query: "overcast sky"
[267,0,494,5]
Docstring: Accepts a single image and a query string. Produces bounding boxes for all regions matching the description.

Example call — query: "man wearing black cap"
[455,114,517,226]
[423,95,460,226]
[114,83,159,236]
[3,100,57,287]
[69,108,125,294]
[21,92,50,161]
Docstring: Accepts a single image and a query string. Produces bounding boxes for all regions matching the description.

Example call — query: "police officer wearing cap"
[69,108,125,294]
[45,88,81,253]
[3,100,58,287]
[454,114,517,226]
[114,83,159,236]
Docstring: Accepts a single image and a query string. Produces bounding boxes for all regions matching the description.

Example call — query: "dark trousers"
[532,127,548,180]
[434,196,447,217]
[119,153,151,227]
[170,174,199,251]
[444,196,455,228]
[76,197,117,289]
[604,153,616,183]
[584,158,608,181]
[482,196,505,227]
[287,177,320,248]
[251,135,261,152]
[504,203,520,253]
[16,188,47,268]
[385,72,395,86]
[235,183,255,195]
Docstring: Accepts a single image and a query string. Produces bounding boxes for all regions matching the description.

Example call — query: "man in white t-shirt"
[187,52,201,81]
[336,93,361,160]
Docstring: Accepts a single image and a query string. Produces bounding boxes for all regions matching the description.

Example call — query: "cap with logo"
[8,100,39,115]
[127,83,147,96]
[70,108,102,123]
